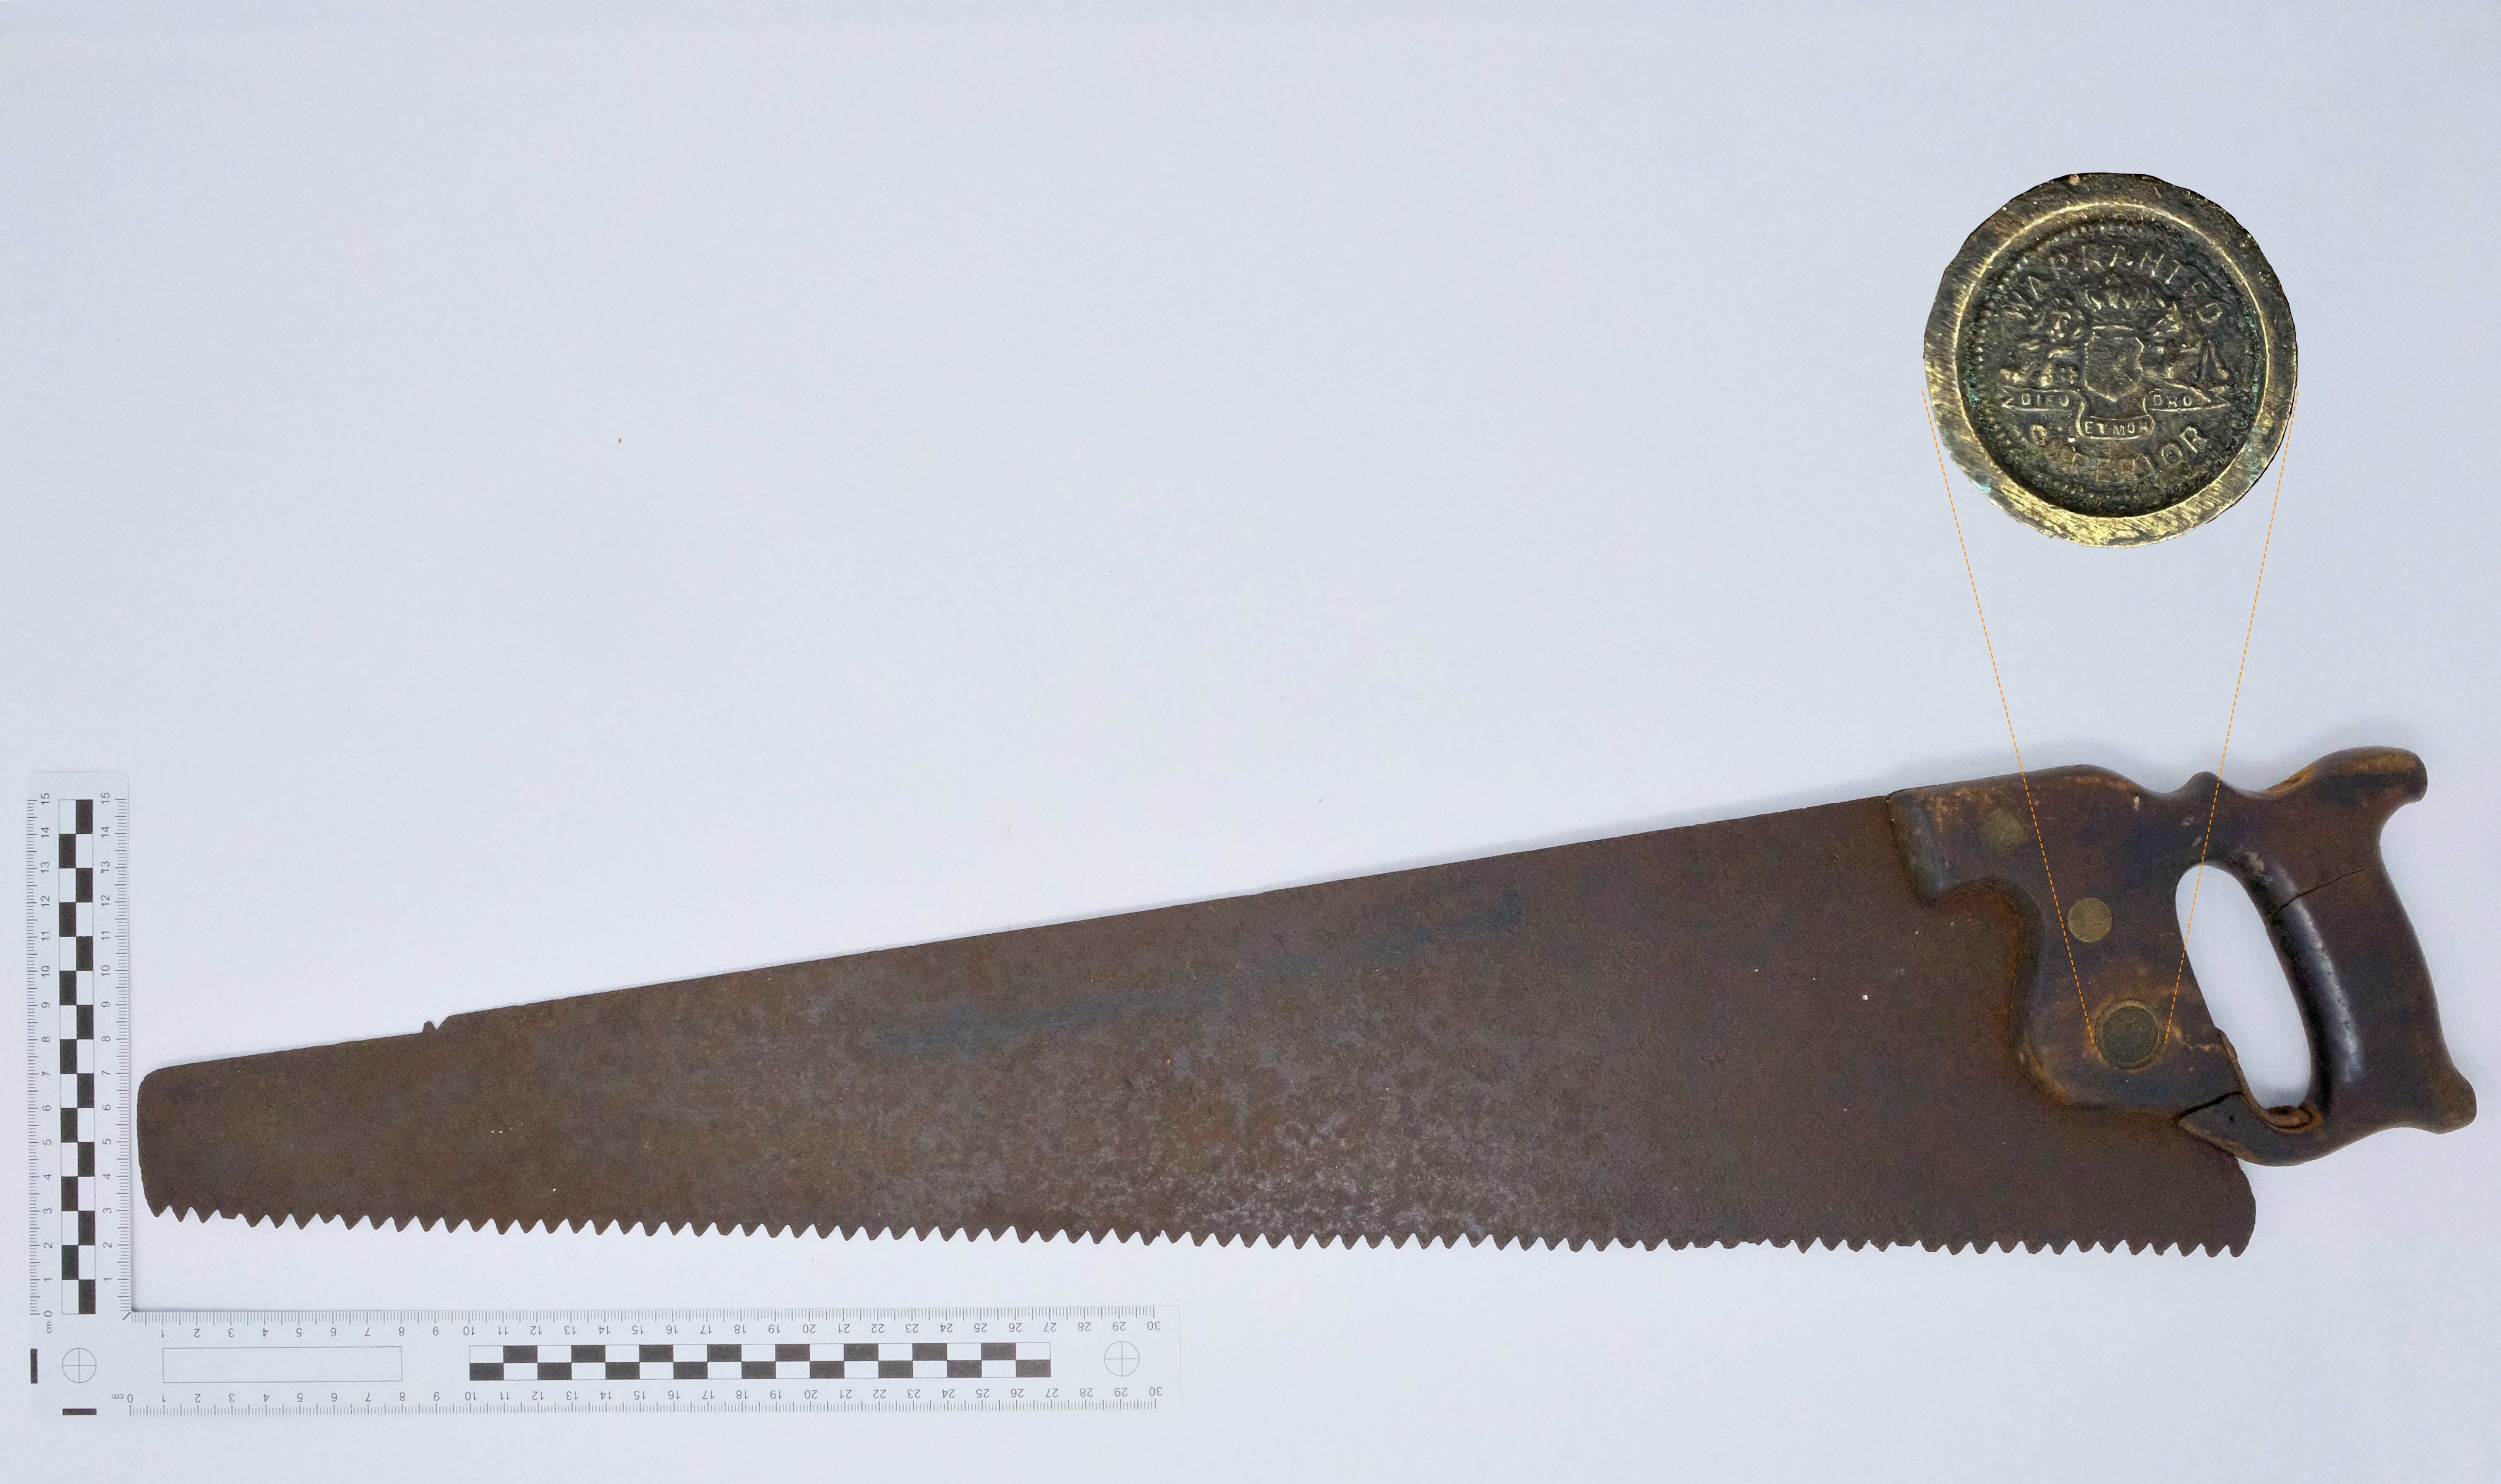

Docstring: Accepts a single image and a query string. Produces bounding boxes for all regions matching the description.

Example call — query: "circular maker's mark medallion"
[1925,174,2296,545]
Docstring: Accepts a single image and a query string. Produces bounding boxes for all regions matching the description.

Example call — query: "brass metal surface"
[1924,173,2297,545]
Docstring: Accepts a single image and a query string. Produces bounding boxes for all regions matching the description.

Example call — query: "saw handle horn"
[1891,747,2475,1167]
[2174,749,2477,1163]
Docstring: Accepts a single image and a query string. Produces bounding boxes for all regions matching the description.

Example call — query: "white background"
[5,2,2497,1477]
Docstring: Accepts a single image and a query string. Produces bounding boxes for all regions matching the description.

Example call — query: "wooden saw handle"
[1890,747,2475,1166]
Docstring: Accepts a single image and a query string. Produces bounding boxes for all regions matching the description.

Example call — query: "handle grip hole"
[2176,865,2308,1106]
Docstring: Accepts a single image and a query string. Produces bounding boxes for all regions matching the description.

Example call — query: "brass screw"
[2066,897,2112,943]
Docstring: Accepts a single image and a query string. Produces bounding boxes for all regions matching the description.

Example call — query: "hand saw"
[137,746,2473,1254]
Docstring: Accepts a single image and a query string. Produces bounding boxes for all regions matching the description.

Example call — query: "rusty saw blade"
[138,747,2473,1253]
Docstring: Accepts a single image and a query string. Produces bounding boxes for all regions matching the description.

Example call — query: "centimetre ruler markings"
[23,775,1176,1417]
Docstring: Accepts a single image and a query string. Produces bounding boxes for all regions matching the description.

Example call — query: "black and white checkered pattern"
[467,1341,1052,1383]
[52,796,105,1317]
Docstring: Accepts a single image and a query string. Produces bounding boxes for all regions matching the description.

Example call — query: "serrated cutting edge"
[153,1206,2247,1257]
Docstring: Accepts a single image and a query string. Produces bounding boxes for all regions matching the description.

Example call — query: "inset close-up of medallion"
[1924,173,2298,546]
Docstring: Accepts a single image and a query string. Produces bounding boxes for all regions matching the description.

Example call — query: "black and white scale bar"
[467,1340,1052,1382]
[45,793,113,1318]
[62,1304,1167,1412]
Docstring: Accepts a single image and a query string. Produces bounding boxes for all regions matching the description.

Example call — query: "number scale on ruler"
[24,776,1177,1417]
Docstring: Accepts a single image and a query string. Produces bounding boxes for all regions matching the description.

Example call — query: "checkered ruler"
[103,1308,1169,1413]
[472,1340,1054,1381]
[26,775,131,1327]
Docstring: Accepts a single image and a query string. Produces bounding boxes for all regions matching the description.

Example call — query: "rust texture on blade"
[139,796,2254,1253]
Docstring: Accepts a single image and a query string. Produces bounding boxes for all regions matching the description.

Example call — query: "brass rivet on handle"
[2096,1001,2164,1070]
[2067,897,2112,942]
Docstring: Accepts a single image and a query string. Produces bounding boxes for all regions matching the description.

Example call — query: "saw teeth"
[143,1195,2244,1256]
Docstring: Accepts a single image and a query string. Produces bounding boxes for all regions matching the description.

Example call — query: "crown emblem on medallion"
[1991,259,2236,441]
